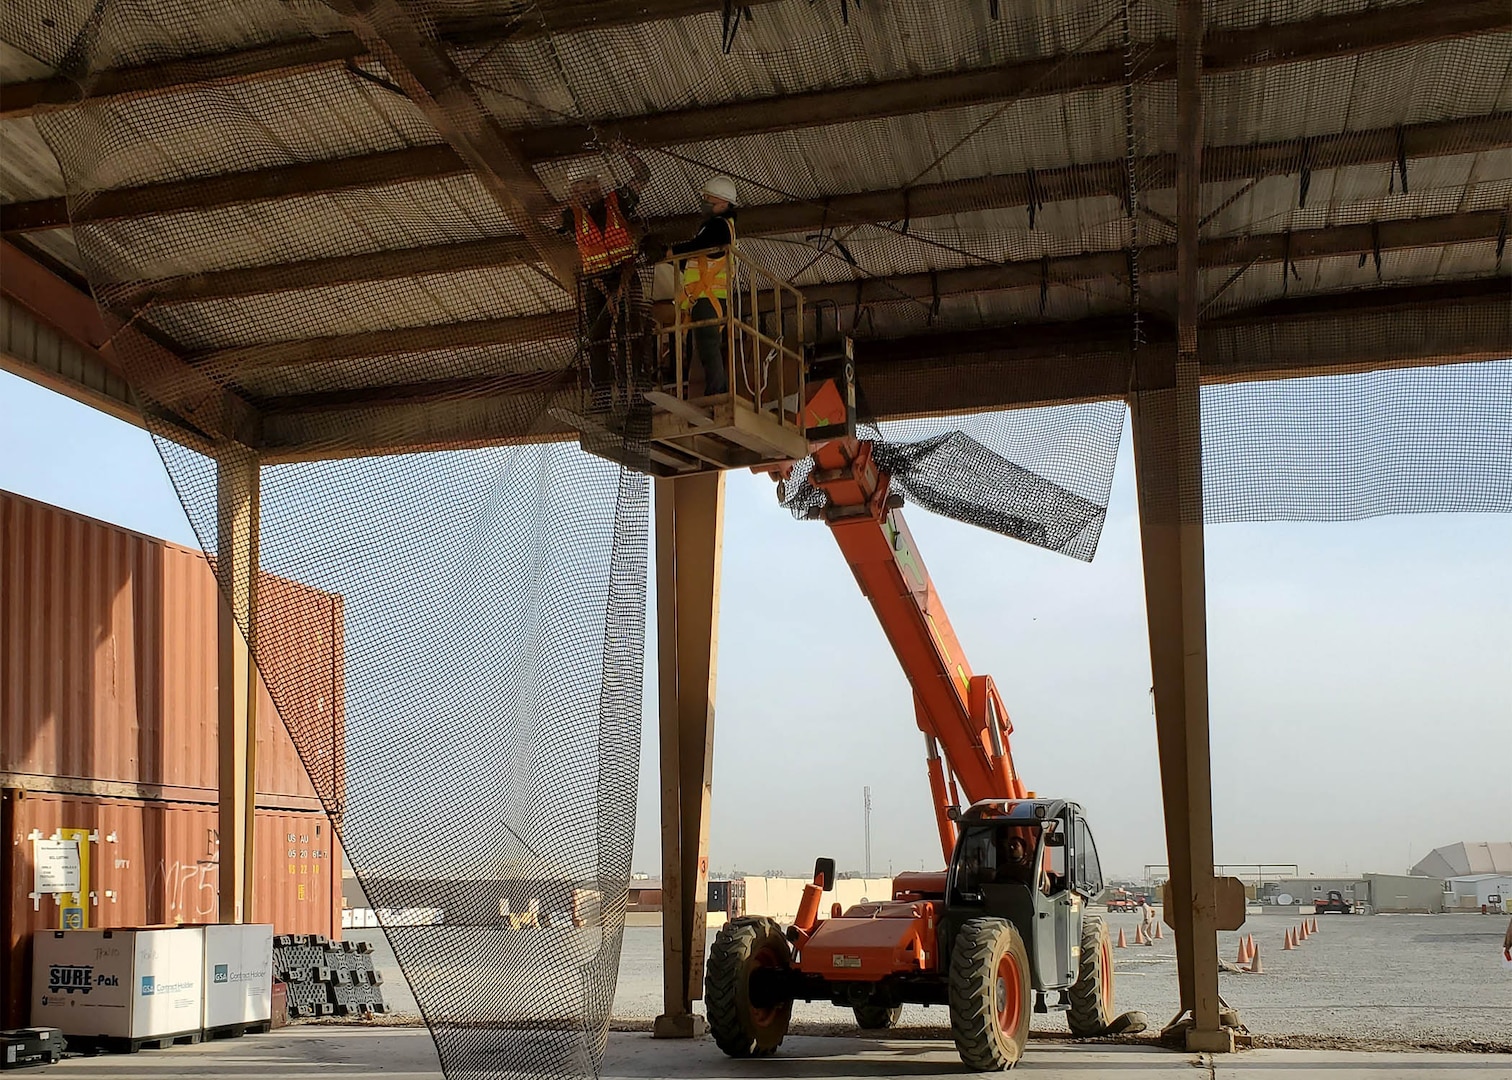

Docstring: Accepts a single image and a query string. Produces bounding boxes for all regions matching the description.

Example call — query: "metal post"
[652,473,725,1038]
[216,445,260,925]
[863,786,872,878]
[1129,0,1233,1053]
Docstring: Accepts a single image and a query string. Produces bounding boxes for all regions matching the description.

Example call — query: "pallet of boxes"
[273,935,386,1020]
[26,924,275,1059]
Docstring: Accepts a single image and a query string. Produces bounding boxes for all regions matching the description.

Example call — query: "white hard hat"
[700,174,738,206]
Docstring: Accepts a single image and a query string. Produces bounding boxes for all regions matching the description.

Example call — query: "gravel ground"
[346,910,1512,1049]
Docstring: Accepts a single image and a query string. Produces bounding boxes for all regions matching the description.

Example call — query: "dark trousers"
[691,297,727,395]
[583,269,649,394]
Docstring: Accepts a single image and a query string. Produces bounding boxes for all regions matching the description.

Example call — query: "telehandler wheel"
[1067,912,1116,1037]
[705,917,793,1058]
[949,917,1032,1070]
[852,1003,903,1030]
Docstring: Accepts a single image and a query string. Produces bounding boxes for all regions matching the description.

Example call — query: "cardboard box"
[31,928,203,1040]
[202,925,273,1030]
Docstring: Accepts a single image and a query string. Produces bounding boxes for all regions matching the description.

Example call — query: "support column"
[216,445,260,925]
[652,473,725,1038]
[1129,0,1232,1054]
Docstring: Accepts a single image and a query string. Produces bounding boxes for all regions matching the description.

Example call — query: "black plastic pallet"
[68,1029,202,1055]
[202,1020,272,1041]
[0,1028,66,1070]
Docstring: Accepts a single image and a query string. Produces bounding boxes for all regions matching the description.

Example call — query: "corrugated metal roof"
[75,175,510,282]
[460,0,1134,131]
[231,339,576,399]
[43,66,437,194]
[145,264,568,352]
[2,0,344,72]
[0,116,64,201]
[1200,35,1512,143]
[0,0,1505,416]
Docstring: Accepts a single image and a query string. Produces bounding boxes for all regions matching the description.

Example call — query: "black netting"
[778,405,1125,562]
[4,0,1510,1072]
[1202,360,1512,522]
[149,435,649,1080]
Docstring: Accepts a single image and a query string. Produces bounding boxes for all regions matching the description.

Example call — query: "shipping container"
[2,790,339,1026]
[0,490,344,809]
[0,492,348,1027]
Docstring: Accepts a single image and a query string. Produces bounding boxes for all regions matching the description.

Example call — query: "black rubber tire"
[1067,912,1115,1037]
[705,917,793,1058]
[948,917,1032,1071]
[853,1002,903,1030]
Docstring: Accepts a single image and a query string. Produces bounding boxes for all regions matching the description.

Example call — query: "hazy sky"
[3,369,1508,881]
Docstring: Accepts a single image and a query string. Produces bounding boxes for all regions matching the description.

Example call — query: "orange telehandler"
[702,356,1119,1070]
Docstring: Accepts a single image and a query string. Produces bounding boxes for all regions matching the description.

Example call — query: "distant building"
[627,879,663,911]
[1273,878,1368,909]
[1445,874,1512,913]
[626,878,745,916]
[1411,841,1512,879]
[1273,874,1444,913]
[1361,873,1445,913]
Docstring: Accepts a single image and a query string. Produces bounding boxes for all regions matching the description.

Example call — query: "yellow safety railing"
[652,243,806,432]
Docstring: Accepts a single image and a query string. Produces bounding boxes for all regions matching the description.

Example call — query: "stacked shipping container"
[0,490,345,1025]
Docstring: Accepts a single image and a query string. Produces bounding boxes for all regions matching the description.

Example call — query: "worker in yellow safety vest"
[559,151,652,406]
[666,175,738,396]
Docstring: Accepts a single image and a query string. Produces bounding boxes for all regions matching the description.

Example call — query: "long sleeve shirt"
[669,212,735,255]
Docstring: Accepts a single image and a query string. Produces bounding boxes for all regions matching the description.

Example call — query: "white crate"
[31,927,204,1040]
[202,924,273,1030]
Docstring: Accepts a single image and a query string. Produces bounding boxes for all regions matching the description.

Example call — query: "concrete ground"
[353,912,1512,1046]
[39,1028,1512,1079]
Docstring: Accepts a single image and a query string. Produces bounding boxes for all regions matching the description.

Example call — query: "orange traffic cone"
[1283,928,1295,950]
[1311,917,1319,934]
[1247,943,1264,974]
[1236,937,1251,965]
[1117,927,1128,948]
[1299,921,1309,941]
[1134,924,1147,946]
[1154,921,1164,939]
[1247,933,1256,957]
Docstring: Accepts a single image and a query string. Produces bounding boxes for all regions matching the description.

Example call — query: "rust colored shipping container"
[0,490,344,810]
[0,789,340,1026]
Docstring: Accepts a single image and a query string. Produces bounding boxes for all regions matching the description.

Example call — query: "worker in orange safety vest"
[666,175,738,396]
[559,151,652,406]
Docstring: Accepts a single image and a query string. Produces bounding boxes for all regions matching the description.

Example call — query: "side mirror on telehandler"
[814,858,836,891]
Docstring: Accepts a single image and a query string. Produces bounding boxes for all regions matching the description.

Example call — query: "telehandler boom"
[706,411,1117,1071]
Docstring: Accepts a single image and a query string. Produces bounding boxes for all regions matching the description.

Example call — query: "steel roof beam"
[186,209,1510,370]
[855,278,1511,419]
[0,240,259,448]
[319,0,579,289]
[253,277,1510,459]
[96,113,1512,303]
[4,1,1504,233]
